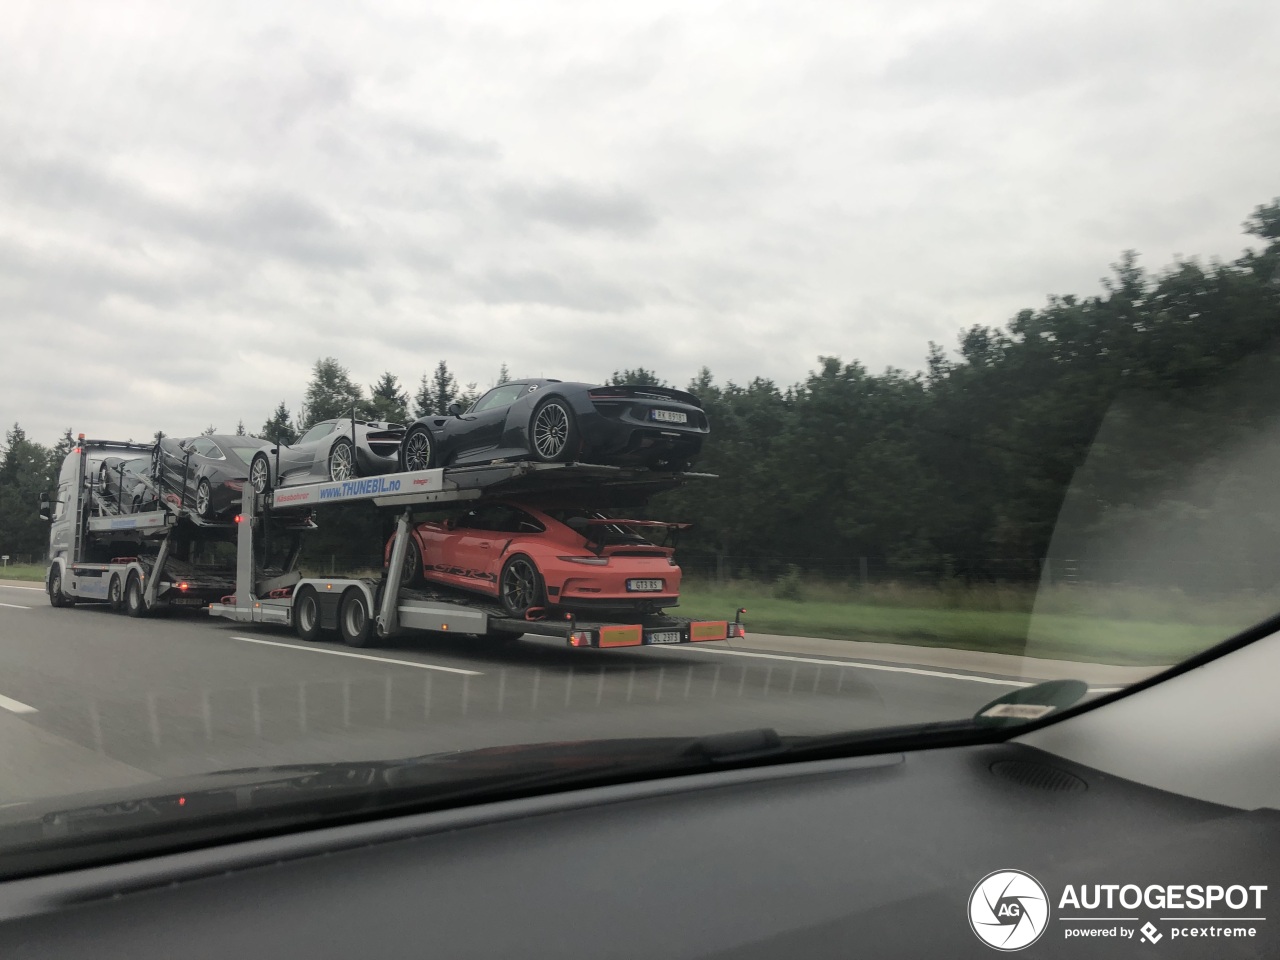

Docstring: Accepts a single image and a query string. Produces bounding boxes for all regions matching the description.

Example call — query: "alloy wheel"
[250,457,270,495]
[404,430,432,471]
[330,442,355,481]
[532,403,569,459]
[501,558,539,613]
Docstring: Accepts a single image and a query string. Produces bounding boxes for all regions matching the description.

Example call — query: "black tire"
[499,554,546,618]
[125,573,147,618]
[401,426,435,472]
[108,575,124,612]
[339,589,376,647]
[249,454,272,496]
[195,479,213,518]
[328,438,358,482]
[529,398,579,463]
[49,568,71,608]
[400,537,423,587]
[294,587,322,642]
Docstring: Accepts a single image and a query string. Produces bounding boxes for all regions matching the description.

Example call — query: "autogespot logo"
[969,869,1051,951]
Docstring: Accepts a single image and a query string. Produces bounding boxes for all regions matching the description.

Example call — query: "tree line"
[3,199,1278,587]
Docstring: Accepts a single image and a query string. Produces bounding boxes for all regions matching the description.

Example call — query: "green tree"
[365,372,410,425]
[235,420,247,436]
[201,425,218,437]
[302,357,364,428]
[0,424,54,561]
[260,402,298,445]
[496,363,512,385]
[608,367,665,386]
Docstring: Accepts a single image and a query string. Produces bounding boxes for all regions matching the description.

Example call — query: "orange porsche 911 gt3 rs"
[387,500,686,617]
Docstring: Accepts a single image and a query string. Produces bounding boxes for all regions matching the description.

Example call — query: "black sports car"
[96,456,152,513]
[153,435,272,521]
[249,419,404,494]
[400,380,708,472]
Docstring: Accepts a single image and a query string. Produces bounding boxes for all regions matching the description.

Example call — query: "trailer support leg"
[143,534,172,609]
[378,509,412,638]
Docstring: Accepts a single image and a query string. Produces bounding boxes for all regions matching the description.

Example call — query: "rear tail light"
[559,556,609,565]
[220,595,236,605]
[728,623,746,639]
[568,631,594,647]
[225,480,244,491]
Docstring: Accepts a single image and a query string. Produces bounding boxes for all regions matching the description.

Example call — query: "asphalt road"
[0,580,1046,805]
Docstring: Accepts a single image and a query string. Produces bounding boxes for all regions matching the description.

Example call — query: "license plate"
[627,578,664,592]
[650,409,687,424]
[171,597,205,606]
[647,631,681,644]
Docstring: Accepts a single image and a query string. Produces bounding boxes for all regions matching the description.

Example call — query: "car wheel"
[400,537,423,587]
[108,575,124,612]
[49,567,72,608]
[195,479,213,518]
[339,589,376,647]
[529,399,579,463]
[401,426,434,472]
[499,555,546,618]
[329,438,357,482]
[249,454,272,496]
[125,573,147,618]
[294,587,322,642]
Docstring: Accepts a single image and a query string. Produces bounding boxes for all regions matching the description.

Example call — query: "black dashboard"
[0,741,1274,959]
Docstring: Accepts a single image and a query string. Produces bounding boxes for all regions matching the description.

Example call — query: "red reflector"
[234,514,243,524]
[178,796,186,806]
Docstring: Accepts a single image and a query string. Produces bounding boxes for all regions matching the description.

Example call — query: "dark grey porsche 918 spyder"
[399,380,708,473]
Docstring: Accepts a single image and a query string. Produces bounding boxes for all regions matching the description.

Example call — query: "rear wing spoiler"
[582,519,692,530]
[588,386,703,408]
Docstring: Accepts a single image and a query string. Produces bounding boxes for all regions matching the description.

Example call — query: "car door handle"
[479,542,491,549]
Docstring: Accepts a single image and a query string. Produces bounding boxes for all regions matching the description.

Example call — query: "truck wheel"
[49,568,74,608]
[529,399,579,463]
[339,589,376,647]
[499,555,546,618]
[108,575,124,612]
[125,573,148,618]
[294,587,322,642]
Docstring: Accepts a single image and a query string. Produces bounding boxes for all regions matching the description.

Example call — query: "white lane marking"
[230,636,482,676]
[0,585,44,591]
[0,602,31,609]
[677,646,1034,687]
[0,693,38,714]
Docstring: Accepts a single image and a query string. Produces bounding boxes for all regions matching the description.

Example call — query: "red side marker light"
[234,514,242,524]
[178,796,186,807]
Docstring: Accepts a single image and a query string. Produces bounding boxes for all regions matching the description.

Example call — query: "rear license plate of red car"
[647,631,682,644]
[627,579,664,592]
[650,409,687,424]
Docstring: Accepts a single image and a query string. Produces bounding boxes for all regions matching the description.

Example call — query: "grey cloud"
[496,180,657,235]
[472,268,640,312]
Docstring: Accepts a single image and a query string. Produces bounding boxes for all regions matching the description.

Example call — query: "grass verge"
[677,580,1246,667]
[0,563,46,582]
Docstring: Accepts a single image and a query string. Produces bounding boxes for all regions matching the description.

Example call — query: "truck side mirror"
[447,402,464,416]
[38,494,52,521]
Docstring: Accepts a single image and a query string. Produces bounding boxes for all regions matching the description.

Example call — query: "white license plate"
[627,578,664,592]
[650,409,687,424]
[647,631,682,644]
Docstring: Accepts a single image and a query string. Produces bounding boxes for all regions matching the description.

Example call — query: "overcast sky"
[2,0,1277,444]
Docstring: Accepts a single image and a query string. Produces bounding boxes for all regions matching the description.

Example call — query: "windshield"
[0,1,1277,871]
